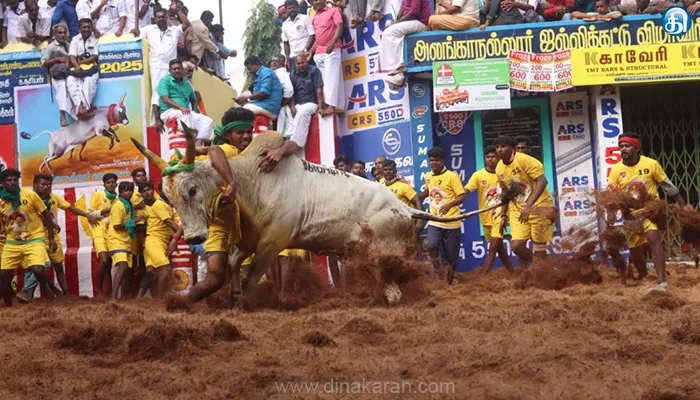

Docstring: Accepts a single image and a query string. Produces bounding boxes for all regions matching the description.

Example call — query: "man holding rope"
[608,132,685,291]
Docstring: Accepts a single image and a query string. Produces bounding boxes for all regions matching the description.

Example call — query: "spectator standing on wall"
[310,0,344,115]
[51,0,80,38]
[67,18,100,120]
[136,4,190,129]
[429,0,480,31]
[2,0,27,47]
[189,11,227,69]
[282,0,315,69]
[41,24,75,126]
[125,0,154,34]
[378,0,430,87]
[40,0,58,21]
[18,2,52,47]
[76,0,127,37]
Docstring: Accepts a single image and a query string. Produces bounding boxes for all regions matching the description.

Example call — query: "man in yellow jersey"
[608,132,685,291]
[0,169,56,306]
[109,182,142,299]
[129,167,161,297]
[137,182,182,298]
[382,159,423,232]
[419,147,466,284]
[185,107,256,303]
[17,174,99,302]
[465,146,514,275]
[495,136,555,266]
[88,173,118,297]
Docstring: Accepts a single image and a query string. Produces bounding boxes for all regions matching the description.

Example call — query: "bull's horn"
[181,121,196,165]
[119,93,127,107]
[131,138,167,171]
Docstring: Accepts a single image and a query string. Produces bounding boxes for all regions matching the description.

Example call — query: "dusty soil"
[2,261,700,399]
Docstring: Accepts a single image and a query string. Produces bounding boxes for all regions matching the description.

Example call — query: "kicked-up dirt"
[2,259,700,399]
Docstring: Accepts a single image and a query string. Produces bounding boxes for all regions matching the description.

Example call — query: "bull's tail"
[408,202,503,222]
[20,131,53,141]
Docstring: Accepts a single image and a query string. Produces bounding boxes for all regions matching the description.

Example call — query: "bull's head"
[113,93,129,126]
[131,122,216,244]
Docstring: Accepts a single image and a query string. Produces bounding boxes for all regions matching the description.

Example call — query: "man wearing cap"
[495,135,554,267]
[607,132,685,291]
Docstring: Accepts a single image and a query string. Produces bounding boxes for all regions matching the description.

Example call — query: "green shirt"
[157,74,197,113]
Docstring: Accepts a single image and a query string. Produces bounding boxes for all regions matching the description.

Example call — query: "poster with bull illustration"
[15,76,146,188]
[0,37,148,188]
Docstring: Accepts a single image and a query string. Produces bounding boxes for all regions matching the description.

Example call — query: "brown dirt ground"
[2,260,700,399]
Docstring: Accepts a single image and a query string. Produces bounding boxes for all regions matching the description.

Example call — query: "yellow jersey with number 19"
[608,156,666,201]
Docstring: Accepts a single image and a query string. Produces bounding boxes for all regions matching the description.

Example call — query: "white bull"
[132,129,477,295]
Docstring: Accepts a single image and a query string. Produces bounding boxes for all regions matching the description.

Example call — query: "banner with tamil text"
[432,59,510,112]
[571,43,700,85]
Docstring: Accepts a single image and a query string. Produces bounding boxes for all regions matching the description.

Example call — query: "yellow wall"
[191,68,238,125]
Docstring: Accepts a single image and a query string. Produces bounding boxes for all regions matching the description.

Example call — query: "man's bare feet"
[367,11,383,22]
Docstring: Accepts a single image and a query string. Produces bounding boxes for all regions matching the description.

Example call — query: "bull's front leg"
[228,247,249,307]
[77,143,88,161]
[105,129,117,150]
[188,253,228,304]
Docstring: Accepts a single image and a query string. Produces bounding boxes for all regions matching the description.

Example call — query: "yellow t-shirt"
[608,156,666,201]
[496,152,554,213]
[132,187,161,226]
[465,168,501,227]
[146,199,174,243]
[107,199,132,252]
[0,189,48,243]
[425,169,465,229]
[89,190,117,237]
[386,181,418,207]
[46,193,71,239]
[195,143,240,161]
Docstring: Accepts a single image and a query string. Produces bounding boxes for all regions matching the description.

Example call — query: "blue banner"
[339,121,414,180]
[405,15,700,70]
[407,77,433,195]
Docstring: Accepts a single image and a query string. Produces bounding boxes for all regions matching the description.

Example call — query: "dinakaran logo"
[662,7,692,37]
[382,128,402,156]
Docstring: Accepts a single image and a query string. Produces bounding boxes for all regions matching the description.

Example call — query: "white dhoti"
[288,102,318,148]
[243,103,277,120]
[160,108,215,142]
[53,79,76,118]
[378,20,427,73]
[277,105,293,137]
[150,63,169,107]
[67,74,99,110]
[313,48,344,109]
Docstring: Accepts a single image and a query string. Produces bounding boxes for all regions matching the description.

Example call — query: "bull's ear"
[181,122,196,165]
[131,138,167,171]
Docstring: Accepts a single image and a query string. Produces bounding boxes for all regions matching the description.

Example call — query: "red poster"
[0,125,16,169]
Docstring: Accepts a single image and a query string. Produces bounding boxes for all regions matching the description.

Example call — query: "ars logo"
[436,111,469,136]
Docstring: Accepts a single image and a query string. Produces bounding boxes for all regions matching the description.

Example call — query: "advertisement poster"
[593,86,624,188]
[509,50,572,92]
[571,43,700,86]
[551,91,596,234]
[433,59,510,112]
[14,39,146,188]
[340,0,413,178]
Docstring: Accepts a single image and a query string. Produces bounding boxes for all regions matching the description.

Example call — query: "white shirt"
[274,67,294,99]
[17,13,52,40]
[281,14,314,58]
[77,0,127,35]
[3,3,27,44]
[125,0,154,32]
[516,0,538,16]
[69,34,99,57]
[139,24,183,65]
[39,2,56,21]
